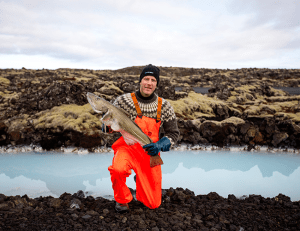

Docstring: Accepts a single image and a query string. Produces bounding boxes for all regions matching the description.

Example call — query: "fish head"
[87,92,109,114]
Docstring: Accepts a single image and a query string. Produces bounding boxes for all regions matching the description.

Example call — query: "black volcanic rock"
[0,189,299,230]
[1,67,300,149]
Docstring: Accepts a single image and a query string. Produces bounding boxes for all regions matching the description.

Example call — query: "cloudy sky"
[0,0,299,70]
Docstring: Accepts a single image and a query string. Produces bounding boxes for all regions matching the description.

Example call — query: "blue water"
[0,150,300,201]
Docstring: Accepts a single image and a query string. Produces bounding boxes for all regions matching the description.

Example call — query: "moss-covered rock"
[0,77,10,85]
[168,92,224,119]
[1,66,300,149]
[33,104,102,136]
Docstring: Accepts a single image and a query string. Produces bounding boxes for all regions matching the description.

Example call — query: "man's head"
[139,64,160,85]
[139,64,160,97]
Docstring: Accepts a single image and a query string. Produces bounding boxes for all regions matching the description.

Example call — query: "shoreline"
[1,143,299,155]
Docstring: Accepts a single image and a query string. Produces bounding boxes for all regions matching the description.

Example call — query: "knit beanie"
[139,64,160,85]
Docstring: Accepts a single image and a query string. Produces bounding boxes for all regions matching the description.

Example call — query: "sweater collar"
[135,90,157,102]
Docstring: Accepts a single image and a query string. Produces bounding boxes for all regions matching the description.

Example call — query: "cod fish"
[87,92,163,167]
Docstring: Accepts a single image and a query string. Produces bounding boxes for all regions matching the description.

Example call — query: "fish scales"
[87,92,152,146]
[87,92,163,167]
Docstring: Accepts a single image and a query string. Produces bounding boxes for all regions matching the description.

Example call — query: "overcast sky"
[0,0,299,70]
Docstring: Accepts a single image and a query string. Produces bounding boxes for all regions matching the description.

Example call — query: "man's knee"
[110,164,131,177]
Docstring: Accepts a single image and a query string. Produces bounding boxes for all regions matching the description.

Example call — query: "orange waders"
[108,93,162,209]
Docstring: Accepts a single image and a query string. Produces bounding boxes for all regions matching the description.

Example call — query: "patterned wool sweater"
[113,90,180,145]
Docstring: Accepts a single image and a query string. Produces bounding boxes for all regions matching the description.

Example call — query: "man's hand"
[143,137,171,156]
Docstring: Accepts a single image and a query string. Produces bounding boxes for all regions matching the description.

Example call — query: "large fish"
[87,92,163,167]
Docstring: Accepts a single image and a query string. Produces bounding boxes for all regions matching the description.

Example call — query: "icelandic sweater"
[113,90,180,145]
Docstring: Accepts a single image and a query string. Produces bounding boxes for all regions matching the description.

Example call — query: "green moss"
[33,104,103,135]
[228,106,243,115]
[243,105,261,116]
[287,112,300,122]
[167,92,225,119]
[270,88,288,96]
[0,77,10,85]
[6,115,30,133]
[227,95,237,102]
[31,80,40,84]
[98,82,124,95]
[221,116,245,125]
[0,92,20,103]
[204,116,245,127]
[75,77,93,82]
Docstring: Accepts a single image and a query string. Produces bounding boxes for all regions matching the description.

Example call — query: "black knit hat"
[139,64,160,84]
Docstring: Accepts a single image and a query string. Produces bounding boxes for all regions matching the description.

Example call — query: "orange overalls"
[108,93,162,209]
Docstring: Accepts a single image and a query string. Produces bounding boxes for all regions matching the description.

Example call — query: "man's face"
[140,76,157,97]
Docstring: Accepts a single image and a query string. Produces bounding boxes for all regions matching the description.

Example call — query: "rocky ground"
[1,66,300,150]
[1,66,300,230]
[1,188,299,231]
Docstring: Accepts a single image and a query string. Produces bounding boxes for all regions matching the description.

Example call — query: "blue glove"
[143,137,171,156]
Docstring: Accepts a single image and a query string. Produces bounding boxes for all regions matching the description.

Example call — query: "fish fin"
[101,111,121,131]
[123,135,138,146]
[120,130,144,146]
[118,119,152,145]
[150,156,164,167]
[110,119,121,131]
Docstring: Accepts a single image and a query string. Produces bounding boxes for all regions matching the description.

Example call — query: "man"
[107,64,179,212]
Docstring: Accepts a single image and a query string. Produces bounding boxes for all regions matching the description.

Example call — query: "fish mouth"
[87,92,104,114]
[87,93,96,106]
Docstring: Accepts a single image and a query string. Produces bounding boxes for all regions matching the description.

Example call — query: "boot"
[115,202,129,213]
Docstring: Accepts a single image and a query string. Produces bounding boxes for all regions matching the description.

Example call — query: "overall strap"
[156,97,162,123]
[131,93,162,122]
[131,93,143,118]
